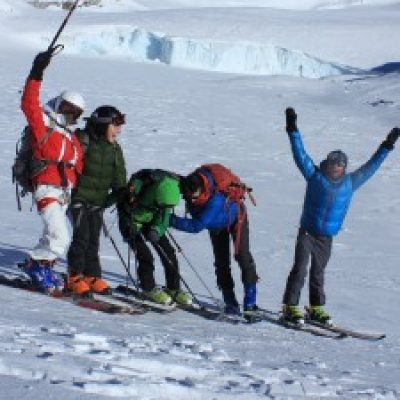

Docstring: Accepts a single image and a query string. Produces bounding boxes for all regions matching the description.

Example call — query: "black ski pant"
[129,233,180,292]
[283,228,333,306]
[67,203,104,278]
[209,215,258,292]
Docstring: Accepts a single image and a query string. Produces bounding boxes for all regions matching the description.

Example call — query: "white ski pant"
[29,185,71,261]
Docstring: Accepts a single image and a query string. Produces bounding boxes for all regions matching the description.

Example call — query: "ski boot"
[243,283,260,322]
[165,289,193,306]
[84,276,112,295]
[222,289,240,315]
[281,304,304,325]
[67,273,91,296]
[306,305,332,325]
[143,287,173,305]
[24,258,63,294]
[43,267,64,294]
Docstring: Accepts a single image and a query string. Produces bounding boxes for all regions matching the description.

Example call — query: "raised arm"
[285,108,316,180]
[21,50,53,144]
[351,128,399,191]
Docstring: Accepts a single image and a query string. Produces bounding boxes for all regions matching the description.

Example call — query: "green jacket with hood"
[71,128,127,208]
[118,169,181,237]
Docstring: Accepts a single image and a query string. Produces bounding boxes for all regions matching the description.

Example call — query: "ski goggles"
[58,100,84,120]
[327,150,348,168]
[90,112,126,126]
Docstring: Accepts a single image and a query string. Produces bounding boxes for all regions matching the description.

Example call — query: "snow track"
[0,309,398,399]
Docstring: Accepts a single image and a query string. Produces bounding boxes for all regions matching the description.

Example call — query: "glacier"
[61,27,360,78]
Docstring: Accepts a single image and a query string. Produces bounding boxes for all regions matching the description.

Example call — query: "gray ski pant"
[283,228,333,306]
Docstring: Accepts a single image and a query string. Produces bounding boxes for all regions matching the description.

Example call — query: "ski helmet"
[326,150,348,168]
[90,105,125,126]
[55,91,85,113]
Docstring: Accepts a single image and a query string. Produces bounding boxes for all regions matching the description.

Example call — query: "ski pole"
[245,185,257,207]
[48,0,80,50]
[127,243,131,287]
[166,230,222,308]
[102,220,140,290]
[148,235,204,310]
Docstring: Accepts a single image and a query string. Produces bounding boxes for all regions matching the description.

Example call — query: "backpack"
[12,113,83,211]
[12,126,50,209]
[197,163,256,255]
[128,168,180,191]
[199,164,244,202]
[198,163,256,206]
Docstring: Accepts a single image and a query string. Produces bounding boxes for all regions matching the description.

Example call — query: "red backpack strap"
[231,201,246,256]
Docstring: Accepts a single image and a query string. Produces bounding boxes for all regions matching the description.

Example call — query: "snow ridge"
[62,27,359,78]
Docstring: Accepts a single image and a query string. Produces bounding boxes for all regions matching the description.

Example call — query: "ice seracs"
[59,27,360,78]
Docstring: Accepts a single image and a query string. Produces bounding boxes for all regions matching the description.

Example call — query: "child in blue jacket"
[282,107,399,324]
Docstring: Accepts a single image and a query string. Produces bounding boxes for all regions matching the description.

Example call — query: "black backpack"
[128,168,180,188]
[12,126,50,209]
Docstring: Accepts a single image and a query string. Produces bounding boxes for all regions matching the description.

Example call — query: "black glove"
[29,49,54,81]
[381,127,400,150]
[115,186,133,204]
[146,229,160,244]
[285,107,298,134]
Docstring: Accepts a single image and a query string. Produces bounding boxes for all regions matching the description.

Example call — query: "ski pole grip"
[48,44,64,56]
[245,187,257,206]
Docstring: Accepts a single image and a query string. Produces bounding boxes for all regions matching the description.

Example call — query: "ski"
[0,272,145,315]
[177,303,248,325]
[71,294,145,315]
[302,307,386,341]
[113,285,177,313]
[114,285,252,324]
[305,320,386,341]
[254,308,344,339]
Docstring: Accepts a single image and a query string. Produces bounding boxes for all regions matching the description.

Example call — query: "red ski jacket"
[21,79,84,189]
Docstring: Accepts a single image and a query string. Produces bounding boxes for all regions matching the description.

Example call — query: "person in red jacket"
[20,49,85,292]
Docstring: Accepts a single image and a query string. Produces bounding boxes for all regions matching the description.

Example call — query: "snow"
[71,0,400,11]
[0,0,400,399]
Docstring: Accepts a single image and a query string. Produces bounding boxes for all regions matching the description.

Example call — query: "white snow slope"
[0,1,399,399]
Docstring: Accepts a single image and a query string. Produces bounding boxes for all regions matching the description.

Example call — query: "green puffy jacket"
[72,129,127,208]
[119,170,181,237]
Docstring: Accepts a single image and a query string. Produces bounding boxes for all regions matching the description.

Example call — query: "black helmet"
[180,172,205,200]
[90,105,125,126]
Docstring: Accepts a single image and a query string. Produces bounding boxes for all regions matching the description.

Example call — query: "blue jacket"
[290,131,389,237]
[170,170,239,233]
